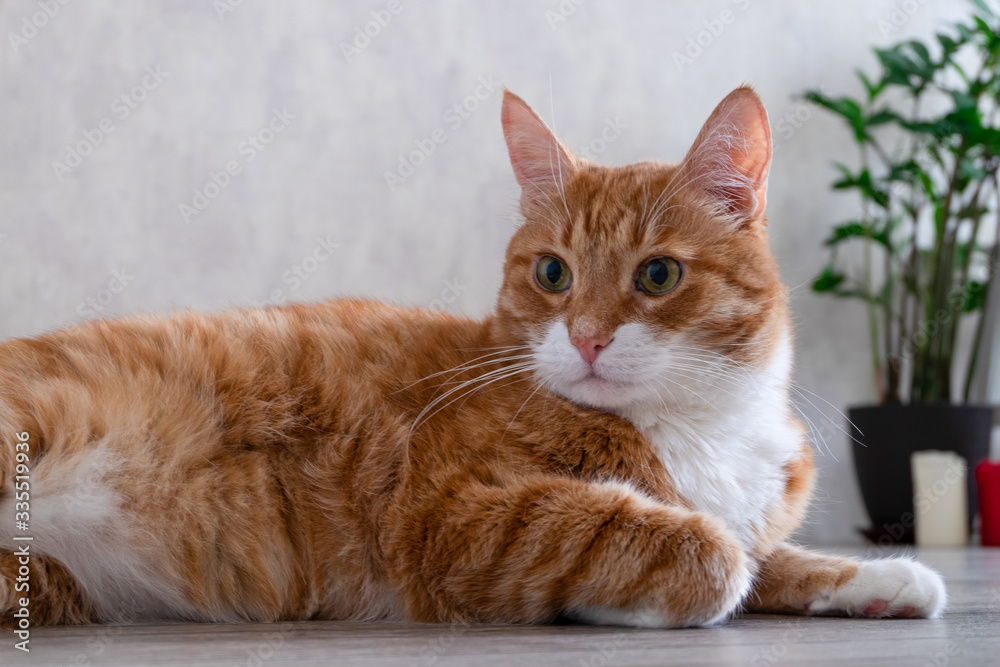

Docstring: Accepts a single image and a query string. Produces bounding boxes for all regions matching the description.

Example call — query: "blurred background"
[0,0,976,544]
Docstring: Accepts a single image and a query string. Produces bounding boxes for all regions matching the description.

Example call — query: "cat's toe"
[861,599,889,616]
[809,558,946,619]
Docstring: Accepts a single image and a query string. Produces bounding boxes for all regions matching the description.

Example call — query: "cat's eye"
[637,257,682,295]
[535,255,572,292]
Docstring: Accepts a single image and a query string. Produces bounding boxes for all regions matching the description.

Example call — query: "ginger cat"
[1,87,944,628]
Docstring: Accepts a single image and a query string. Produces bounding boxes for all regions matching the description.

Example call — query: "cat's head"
[493,87,791,415]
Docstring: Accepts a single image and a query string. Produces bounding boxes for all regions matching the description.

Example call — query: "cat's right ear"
[501,91,576,198]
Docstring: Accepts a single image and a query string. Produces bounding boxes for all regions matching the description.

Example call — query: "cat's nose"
[570,334,613,368]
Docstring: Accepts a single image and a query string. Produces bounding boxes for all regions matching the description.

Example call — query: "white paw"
[807,558,946,619]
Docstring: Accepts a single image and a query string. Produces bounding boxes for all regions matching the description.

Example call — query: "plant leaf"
[856,69,884,101]
[907,40,932,69]
[824,221,891,248]
[937,32,959,57]
[813,265,846,293]
[971,0,995,18]
[964,281,988,312]
[806,92,870,142]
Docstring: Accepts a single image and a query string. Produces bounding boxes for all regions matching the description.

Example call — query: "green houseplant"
[807,0,999,542]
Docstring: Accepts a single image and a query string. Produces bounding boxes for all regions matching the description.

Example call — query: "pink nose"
[570,335,613,367]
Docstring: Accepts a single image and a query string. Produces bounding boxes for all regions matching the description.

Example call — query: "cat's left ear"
[681,86,772,226]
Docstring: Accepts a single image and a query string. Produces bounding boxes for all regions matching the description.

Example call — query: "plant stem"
[860,144,884,400]
[918,148,964,402]
[902,96,924,403]
[964,172,1000,402]
[946,168,993,392]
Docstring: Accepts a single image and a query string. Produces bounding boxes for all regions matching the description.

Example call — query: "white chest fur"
[616,338,802,550]
[636,409,799,549]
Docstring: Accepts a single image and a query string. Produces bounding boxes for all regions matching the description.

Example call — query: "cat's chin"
[548,374,643,411]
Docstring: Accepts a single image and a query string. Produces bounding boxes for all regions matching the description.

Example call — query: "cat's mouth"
[545,369,647,411]
[573,371,631,391]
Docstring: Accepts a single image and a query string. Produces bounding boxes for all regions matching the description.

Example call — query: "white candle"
[911,450,968,547]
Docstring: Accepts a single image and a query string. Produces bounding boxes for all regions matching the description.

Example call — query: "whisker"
[655,371,728,417]
[431,356,537,387]
[409,362,537,434]
[416,366,538,431]
[499,377,548,444]
[395,348,533,392]
[669,344,863,448]
[547,76,574,230]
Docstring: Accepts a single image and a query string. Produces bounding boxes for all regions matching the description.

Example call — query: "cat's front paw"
[807,558,945,619]
[566,513,752,628]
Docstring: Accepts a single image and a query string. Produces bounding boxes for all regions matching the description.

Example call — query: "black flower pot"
[849,403,993,545]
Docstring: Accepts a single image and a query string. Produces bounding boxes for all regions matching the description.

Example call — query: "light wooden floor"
[6,547,1000,666]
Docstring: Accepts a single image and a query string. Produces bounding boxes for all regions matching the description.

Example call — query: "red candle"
[977,460,1000,546]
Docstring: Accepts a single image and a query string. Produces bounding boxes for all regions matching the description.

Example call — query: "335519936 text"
[12,431,32,652]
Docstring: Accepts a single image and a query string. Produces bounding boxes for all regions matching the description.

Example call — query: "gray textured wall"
[0,0,971,544]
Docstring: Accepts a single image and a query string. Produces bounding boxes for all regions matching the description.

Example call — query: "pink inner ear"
[683,87,772,224]
[501,91,575,194]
